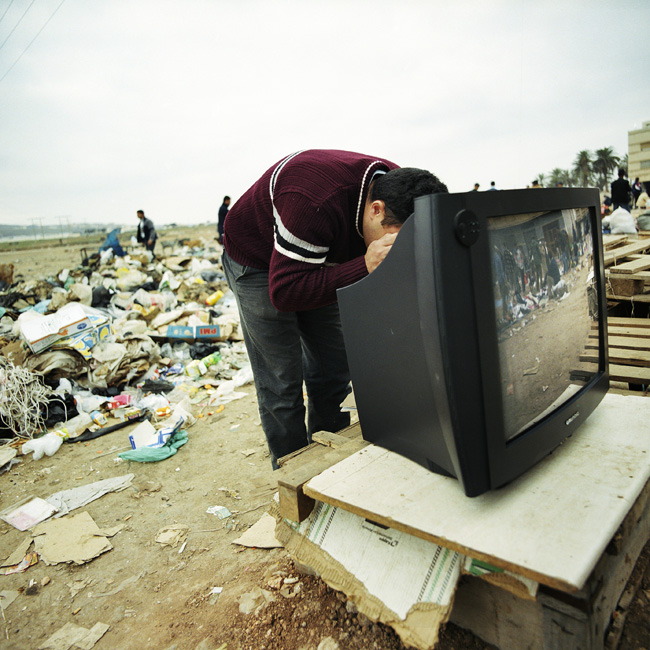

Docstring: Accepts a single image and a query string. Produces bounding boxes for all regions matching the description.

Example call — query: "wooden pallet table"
[295,394,650,650]
[603,235,650,306]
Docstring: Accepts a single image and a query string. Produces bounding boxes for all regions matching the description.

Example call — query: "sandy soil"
[0,226,649,650]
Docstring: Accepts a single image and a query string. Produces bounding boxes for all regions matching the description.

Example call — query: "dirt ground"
[0,225,649,650]
[498,261,596,439]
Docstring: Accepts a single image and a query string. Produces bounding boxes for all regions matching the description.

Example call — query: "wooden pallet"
[276,423,367,522]
[588,317,650,389]
[603,234,650,302]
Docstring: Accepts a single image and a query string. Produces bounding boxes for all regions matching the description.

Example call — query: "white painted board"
[305,393,650,592]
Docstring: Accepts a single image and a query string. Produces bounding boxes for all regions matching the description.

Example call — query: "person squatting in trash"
[222,149,448,468]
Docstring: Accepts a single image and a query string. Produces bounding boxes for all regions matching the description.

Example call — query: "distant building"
[628,120,650,191]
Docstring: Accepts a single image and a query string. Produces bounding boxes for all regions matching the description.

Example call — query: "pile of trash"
[0,236,252,464]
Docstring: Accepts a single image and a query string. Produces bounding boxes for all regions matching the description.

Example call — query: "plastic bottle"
[74,393,107,413]
[185,359,204,378]
[62,412,93,437]
[90,410,108,426]
[201,351,221,369]
[205,290,224,306]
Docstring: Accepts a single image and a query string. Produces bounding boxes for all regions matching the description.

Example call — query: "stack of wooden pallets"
[583,316,650,393]
[597,234,650,393]
[604,233,650,303]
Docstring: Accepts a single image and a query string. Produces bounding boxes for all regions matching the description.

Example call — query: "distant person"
[472,183,480,191]
[488,181,498,191]
[637,190,649,210]
[556,182,564,188]
[136,210,157,256]
[99,228,126,257]
[217,195,231,243]
[610,169,632,212]
[531,179,542,188]
[632,177,642,207]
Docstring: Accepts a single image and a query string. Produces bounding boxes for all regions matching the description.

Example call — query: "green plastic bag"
[118,429,188,463]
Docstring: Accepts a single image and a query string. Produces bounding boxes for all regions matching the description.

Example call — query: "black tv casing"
[337,188,609,497]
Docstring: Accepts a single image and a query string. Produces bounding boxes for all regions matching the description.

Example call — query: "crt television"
[337,188,609,497]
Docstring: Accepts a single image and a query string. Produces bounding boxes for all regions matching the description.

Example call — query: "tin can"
[90,410,108,426]
[205,290,224,306]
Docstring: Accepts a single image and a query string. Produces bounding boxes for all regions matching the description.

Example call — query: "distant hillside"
[0,223,125,241]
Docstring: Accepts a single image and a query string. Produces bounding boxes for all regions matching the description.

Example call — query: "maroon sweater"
[224,149,399,312]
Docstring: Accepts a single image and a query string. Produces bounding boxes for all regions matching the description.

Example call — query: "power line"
[0,0,66,85]
[0,0,17,26]
[0,0,37,51]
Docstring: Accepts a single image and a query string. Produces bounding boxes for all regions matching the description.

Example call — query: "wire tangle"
[0,356,51,439]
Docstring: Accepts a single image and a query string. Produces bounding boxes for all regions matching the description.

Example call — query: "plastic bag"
[118,429,188,462]
[22,433,64,460]
[602,207,636,235]
[136,393,171,413]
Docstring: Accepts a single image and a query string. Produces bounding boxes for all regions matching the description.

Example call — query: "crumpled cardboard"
[38,621,109,650]
[20,303,91,353]
[24,349,88,381]
[32,511,116,565]
[274,500,461,650]
[233,513,283,549]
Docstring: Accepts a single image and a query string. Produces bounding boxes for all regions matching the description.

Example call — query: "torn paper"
[32,512,113,565]
[45,474,134,517]
[233,513,283,549]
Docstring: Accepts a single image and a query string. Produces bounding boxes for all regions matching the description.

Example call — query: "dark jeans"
[222,251,351,468]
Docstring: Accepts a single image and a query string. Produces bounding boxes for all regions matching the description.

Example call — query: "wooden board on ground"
[608,316,650,328]
[606,292,650,303]
[606,326,650,339]
[607,277,645,297]
[581,347,650,366]
[608,270,650,281]
[608,255,650,274]
[303,393,650,593]
[277,435,368,523]
[584,335,650,351]
[609,363,650,385]
[602,234,629,250]
[604,239,650,266]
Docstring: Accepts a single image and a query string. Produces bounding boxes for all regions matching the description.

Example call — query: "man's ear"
[369,199,386,221]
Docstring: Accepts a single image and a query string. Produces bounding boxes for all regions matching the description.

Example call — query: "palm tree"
[593,147,620,190]
[620,153,628,175]
[573,150,593,187]
[549,168,565,187]
[560,169,577,187]
[537,173,547,187]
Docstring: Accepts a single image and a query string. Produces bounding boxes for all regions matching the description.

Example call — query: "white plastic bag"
[22,433,63,460]
[603,207,636,235]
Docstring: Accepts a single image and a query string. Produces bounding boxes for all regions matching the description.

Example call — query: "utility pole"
[57,216,64,243]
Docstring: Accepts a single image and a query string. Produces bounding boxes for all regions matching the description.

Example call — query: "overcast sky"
[1,0,649,227]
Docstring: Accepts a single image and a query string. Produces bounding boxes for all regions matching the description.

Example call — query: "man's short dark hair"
[223,196,230,202]
[137,210,145,216]
[370,168,448,227]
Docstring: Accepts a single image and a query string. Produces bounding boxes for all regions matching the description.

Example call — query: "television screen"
[488,207,600,442]
[337,188,608,497]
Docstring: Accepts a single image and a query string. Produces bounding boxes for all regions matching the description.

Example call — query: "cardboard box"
[166,323,232,341]
[20,303,91,353]
[51,312,112,359]
[128,420,172,449]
